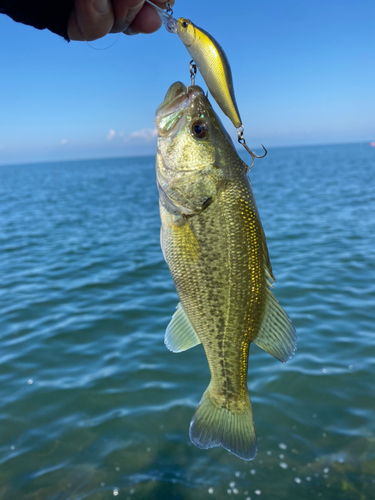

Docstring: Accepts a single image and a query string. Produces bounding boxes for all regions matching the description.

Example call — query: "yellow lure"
[177,18,242,129]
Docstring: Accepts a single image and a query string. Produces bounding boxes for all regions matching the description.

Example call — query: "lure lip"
[144,0,177,34]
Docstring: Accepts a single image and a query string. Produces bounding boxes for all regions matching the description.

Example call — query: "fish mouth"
[155,82,205,135]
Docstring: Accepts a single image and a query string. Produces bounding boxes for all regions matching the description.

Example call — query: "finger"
[68,0,115,41]
[110,0,145,33]
[110,1,175,33]
[123,1,164,36]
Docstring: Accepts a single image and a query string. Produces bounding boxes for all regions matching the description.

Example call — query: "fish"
[177,18,242,129]
[144,2,242,130]
[155,81,296,461]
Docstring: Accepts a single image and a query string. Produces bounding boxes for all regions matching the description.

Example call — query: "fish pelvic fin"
[165,303,201,353]
[189,385,257,461]
[253,288,297,363]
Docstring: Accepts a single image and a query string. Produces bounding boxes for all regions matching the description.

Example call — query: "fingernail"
[123,27,140,36]
[93,0,109,15]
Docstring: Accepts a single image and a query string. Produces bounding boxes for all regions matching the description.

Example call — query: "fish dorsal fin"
[165,303,201,353]
[254,211,276,284]
[261,227,276,284]
[253,288,297,363]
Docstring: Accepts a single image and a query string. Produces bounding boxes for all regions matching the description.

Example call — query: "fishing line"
[85,32,121,51]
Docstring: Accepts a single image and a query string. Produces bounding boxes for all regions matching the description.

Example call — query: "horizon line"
[0,140,373,168]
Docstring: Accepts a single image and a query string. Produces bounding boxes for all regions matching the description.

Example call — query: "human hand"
[68,0,175,41]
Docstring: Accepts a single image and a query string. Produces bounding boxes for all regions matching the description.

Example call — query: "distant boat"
[370,141,375,147]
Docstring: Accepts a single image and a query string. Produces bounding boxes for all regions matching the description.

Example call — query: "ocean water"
[0,143,374,499]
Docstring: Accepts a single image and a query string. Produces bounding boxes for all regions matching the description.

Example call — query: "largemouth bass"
[155,82,296,461]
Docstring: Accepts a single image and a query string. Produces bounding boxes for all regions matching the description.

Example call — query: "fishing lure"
[145,0,266,166]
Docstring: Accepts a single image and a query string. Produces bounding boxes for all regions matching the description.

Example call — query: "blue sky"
[1,0,374,165]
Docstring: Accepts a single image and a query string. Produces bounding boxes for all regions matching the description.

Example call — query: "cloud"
[107,129,116,141]
[130,128,158,141]
[60,139,68,145]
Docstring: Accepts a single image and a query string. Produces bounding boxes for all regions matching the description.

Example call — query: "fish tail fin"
[189,385,257,461]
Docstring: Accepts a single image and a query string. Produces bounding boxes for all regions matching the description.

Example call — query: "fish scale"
[155,81,296,460]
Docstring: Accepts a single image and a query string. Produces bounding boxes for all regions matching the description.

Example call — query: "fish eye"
[182,20,189,28]
[191,121,208,139]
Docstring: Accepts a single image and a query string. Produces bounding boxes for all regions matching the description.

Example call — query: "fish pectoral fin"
[253,288,297,363]
[189,385,257,461]
[171,220,201,263]
[165,303,201,353]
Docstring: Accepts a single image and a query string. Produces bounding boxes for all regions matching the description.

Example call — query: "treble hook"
[189,60,197,85]
[237,127,267,169]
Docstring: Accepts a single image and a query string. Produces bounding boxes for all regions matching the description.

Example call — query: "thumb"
[68,0,115,41]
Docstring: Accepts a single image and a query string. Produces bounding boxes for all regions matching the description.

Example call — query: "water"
[1,143,374,499]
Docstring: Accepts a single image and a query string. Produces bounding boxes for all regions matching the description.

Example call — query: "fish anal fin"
[189,385,257,461]
[254,288,297,363]
[165,303,201,353]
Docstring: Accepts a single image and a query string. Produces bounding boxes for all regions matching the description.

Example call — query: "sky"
[0,0,374,165]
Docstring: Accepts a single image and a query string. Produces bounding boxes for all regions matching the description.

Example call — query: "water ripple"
[0,147,374,499]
